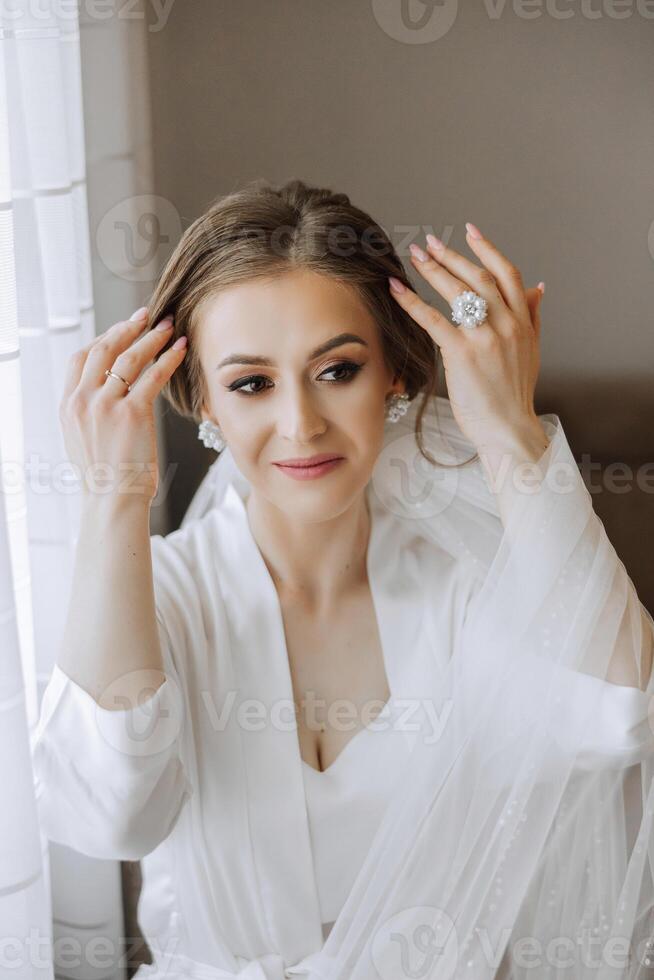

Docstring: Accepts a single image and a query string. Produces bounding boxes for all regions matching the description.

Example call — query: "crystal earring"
[198,419,226,452]
[385,392,410,423]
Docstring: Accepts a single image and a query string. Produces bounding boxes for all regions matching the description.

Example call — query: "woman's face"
[196,267,405,521]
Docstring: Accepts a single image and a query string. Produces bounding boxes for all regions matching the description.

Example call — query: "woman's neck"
[244,486,371,611]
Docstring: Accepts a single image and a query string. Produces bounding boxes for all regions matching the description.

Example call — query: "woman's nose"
[277,385,326,443]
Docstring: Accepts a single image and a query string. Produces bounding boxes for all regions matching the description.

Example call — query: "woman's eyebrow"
[215,332,369,370]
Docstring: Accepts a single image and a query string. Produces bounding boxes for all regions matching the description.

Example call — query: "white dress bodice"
[300,696,413,941]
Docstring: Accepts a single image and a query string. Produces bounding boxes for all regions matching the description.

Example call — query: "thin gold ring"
[104,368,132,392]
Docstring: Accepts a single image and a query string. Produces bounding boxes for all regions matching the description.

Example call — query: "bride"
[32,179,654,979]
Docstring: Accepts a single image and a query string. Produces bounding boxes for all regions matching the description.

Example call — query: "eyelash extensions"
[226,360,363,397]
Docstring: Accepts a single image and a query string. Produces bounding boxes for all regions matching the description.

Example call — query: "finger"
[388,277,464,351]
[97,317,176,400]
[128,335,188,408]
[78,309,154,391]
[526,284,544,340]
[410,242,507,325]
[463,224,531,322]
[61,343,94,401]
[63,308,152,400]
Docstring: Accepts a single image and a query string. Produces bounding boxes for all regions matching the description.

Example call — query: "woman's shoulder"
[420,538,483,600]
[398,522,485,629]
[373,501,483,633]
[384,498,482,589]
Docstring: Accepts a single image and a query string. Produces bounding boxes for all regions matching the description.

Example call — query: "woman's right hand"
[59,308,188,508]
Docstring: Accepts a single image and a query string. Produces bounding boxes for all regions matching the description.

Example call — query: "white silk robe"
[31,415,654,980]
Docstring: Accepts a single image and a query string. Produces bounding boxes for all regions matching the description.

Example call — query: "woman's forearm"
[476,414,552,529]
[56,497,165,710]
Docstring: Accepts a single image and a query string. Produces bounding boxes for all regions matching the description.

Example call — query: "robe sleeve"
[31,545,194,862]
[467,641,654,775]
[454,416,654,775]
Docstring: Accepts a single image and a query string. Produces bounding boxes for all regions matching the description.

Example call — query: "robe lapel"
[364,481,433,717]
[216,474,432,961]
[217,480,324,961]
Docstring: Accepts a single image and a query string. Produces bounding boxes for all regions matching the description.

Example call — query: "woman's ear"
[199,400,213,425]
[387,374,406,398]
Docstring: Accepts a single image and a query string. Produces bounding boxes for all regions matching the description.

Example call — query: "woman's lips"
[272,457,344,481]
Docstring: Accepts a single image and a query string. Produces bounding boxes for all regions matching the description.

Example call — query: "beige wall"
[143,1,654,607]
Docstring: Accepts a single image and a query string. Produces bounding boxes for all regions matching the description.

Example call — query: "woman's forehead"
[197,270,379,360]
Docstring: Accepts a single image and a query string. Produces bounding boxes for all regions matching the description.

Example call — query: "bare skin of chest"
[280,583,390,773]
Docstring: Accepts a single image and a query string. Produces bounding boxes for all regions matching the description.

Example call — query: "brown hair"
[146,177,477,467]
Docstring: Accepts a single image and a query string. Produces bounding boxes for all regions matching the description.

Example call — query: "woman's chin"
[268,462,371,521]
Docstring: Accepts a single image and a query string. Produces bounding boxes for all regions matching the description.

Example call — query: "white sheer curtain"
[0,3,159,977]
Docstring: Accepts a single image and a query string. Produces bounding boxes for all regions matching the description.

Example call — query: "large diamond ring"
[451,290,487,329]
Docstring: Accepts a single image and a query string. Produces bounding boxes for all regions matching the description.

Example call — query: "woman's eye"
[319,361,362,383]
[228,376,272,396]
[227,361,362,397]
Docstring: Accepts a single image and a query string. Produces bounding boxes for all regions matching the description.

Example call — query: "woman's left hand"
[388,223,548,457]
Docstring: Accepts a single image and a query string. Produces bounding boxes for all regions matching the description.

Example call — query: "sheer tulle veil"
[182,393,654,979]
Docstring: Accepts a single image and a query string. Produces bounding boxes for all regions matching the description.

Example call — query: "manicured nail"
[465,222,483,240]
[156,316,175,331]
[129,306,148,321]
[537,281,546,295]
[426,233,444,251]
[172,335,188,350]
[388,276,406,293]
[409,243,429,262]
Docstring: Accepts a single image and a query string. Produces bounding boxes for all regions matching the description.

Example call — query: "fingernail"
[426,233,444,250]
[465,223,483,240]
[537,281,546,295]
[409,243,429,263]
[129,306,149,321]
[388,276,406,294]
[156,316,175,331]
[172,335,188,350]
